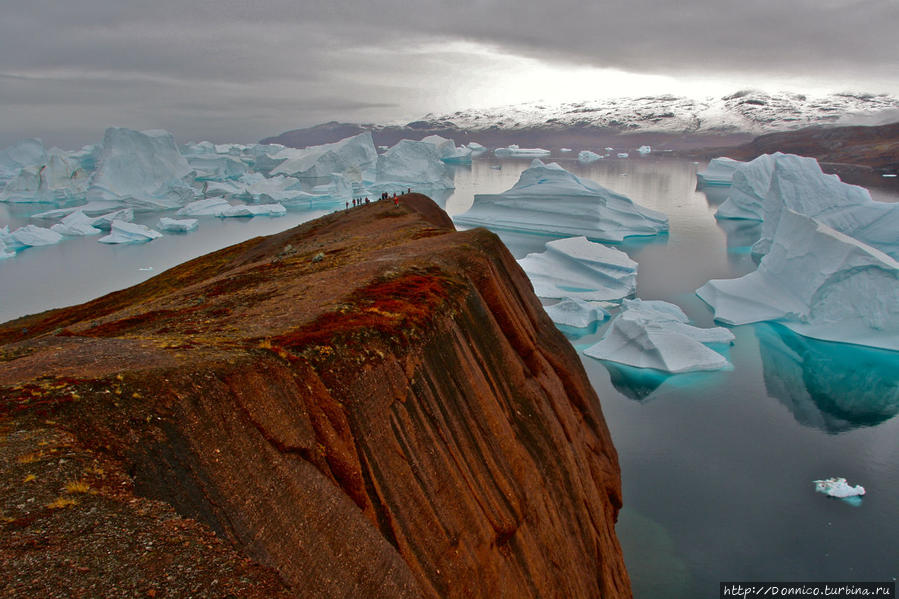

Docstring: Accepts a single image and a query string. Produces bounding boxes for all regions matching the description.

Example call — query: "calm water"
[1,156,897,596]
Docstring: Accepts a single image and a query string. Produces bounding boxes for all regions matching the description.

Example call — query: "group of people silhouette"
[345,188,412,210]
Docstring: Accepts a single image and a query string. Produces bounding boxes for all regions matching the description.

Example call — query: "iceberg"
[91,208,135,230]
[584,299,735,373]
[637,145,651,155]
[0,238,14,259]
[0,138,47,180]
[98,220,163,244]
[517,236,638,301]
[176,197,231,217]
[187,154,250,181]
[468,142,487,155]
[616,153,629,159]
[454,159,668,242]
[697,209,899,350]
[560,148,573,153]
[50,211,102,236]
[715,154,776,220]
[158,217,199,232]
[752,154,899,260]
[87,128,195,211]
[578,150,603,163]
[494,145,551,158]
[813,477,865,498]
[219,203,286,218]
[697,157,743,188]
[419,136,474,165]
[544,297,610,329]
[5,224,64,247]
[271,132,377,181]
[0,148,91,204]
[374,140,454,190]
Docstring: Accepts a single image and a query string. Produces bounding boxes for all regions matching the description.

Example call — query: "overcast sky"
[2,0,897,148]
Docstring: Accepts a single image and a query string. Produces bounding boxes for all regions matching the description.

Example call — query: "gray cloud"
[1,0,896,147]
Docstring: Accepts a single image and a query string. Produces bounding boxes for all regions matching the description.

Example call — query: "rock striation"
[0,195,630,598]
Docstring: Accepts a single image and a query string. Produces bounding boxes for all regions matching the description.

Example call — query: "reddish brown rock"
[0,194,631,598]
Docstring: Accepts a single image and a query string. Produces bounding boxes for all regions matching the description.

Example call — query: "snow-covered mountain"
[414,91,899,135]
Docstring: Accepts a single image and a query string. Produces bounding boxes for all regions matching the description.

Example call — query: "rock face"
[0,195,630,598]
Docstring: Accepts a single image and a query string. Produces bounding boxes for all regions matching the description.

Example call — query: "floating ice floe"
[98,220,163,244]
[0,238,14,259]
[454,159,668,242]
[219,203,286,218]
[518,236,638,301]
[584,299,735,373]
[271,132,377,181]
[697,157,743,187]
[374,139,454,190]
[91,208,135,230]
[814,477,865,499]
[560,148,573,153]
[158,217,199,232]
[616,153,629,159]
[697,209,899,351]
[50,211,102,236]
[467,142,487,155]
[87,128,195,211]
[5,224,64,247]
[578,150,603,163]
[544,297,610,329]
[494,144,551,158]
[176,197,231,217]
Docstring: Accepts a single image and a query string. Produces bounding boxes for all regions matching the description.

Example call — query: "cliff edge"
[0,195,630,598]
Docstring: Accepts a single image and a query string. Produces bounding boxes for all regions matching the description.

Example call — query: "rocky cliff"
[0,195,630,598]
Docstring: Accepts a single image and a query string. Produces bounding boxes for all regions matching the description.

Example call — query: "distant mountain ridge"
[263,90,899,151]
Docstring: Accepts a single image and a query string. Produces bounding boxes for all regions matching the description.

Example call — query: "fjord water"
[1,157,897,596]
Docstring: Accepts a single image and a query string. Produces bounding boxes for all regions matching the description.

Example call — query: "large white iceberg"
[517,236,638,301]
[752,154,899,260]
[494,145,551,158]
[271,132,377,181]
[87,128,195,211]
[374,140,454,190]
[98,220,163,244]
[419,135,473,165]
[0,138,47,180]
[697,209,899,350]
[0,148,91,204]
[715,154,775,220]
[544,297,610,329]
[50,211,102,236]
[697,157,743,187]
[454,159,668,242]
[584,299,735,373]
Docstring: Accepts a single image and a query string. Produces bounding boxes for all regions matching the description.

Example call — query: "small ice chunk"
[813,477,865,498]
[176,197,231,217]
[518,236,638,301]
[559,148,573,153]
[7,224,64,247]
[91,208,135,230]
[98,220,163,244]
[158,217,199,232]
[637,145,651,155]
[219,203,286,217]
[578,150,603,163]
[50,211,101,236]
[494,144,552,158]
[0,238,14,259]
[467,142,487,155]
[584,299,734,373]
[545,298,610,329]
[616,153,629,159]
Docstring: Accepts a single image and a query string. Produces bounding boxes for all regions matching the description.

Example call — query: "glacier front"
[454,159,668,242]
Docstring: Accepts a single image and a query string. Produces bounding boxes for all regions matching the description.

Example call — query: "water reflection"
[756,323,899,433]
[603,362,668,402]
